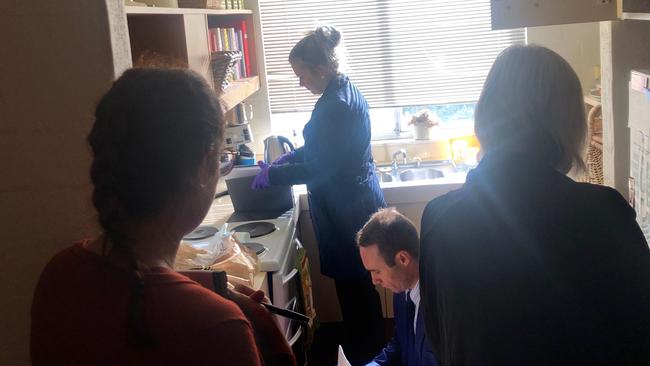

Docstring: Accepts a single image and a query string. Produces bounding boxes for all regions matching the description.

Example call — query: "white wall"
[527,22,601,94]
[242,0,274,158]
[0,2,130,364]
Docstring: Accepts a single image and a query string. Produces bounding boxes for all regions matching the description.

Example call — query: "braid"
[89,101,155,348]
[88,68,223,349]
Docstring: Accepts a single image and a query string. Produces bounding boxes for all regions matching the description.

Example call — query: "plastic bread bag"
[175,231,259,286]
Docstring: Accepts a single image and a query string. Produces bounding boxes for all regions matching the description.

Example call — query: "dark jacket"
[269,74,385,279]
[419,151,650,366]
[370,293,438,366]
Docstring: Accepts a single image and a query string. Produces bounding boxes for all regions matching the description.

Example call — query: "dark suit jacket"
[369,293,438,366]
[269,74,385,280]
[419,151,650,366]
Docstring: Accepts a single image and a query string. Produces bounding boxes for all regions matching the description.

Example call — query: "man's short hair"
[356,208,419,266]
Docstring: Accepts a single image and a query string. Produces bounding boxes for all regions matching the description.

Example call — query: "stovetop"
[183,208,296,272]
[224,208,296,272]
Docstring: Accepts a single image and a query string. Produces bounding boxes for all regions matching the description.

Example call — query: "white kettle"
[263,135,295,163]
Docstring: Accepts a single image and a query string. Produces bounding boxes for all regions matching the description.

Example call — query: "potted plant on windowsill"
[408,109,440,140]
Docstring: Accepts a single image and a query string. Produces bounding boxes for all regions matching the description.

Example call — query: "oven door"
[270,227,304,343]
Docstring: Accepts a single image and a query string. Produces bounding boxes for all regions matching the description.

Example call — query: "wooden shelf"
[125,6,252,16]
[622,12,650,20]
[219,76,259,111]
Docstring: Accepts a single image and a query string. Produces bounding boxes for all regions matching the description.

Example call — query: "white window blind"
[259,0,525,114]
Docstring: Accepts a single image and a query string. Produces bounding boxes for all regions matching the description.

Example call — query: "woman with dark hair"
[419,45,650,365]
[252,25,386,364]
[30,68,295,365]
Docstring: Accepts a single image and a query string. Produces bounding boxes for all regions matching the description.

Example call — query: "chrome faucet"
[391,149,408,172]
[392,149,408,164]
[413,156,422,168]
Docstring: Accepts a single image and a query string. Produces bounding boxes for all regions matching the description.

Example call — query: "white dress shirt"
[407,280,421,333]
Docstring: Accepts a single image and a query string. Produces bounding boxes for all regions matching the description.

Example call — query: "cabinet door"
[623,0,650,12]
[491,0,618,30]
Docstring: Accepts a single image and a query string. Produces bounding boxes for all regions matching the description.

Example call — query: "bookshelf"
[125,7,252,15]
[125,6,259,113]
[220,76,260,111]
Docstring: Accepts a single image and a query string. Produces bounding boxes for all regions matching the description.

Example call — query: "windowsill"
[372,138,444,146]
[371,125,475,146]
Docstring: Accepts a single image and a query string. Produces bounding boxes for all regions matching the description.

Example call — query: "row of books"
[208,21,251,80]
[222,0,245,9]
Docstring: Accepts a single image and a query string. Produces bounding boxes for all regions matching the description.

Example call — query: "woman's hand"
[272,151,296,165]
[228,284,296,366]
[251,161,271,190]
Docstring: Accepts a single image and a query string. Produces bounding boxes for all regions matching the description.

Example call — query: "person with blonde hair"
[419,45,650,365]
[252,25,386,364]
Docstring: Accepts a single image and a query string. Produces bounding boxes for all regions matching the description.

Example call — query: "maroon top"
[31,241,262,365]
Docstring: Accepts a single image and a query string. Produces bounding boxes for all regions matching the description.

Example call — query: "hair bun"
[315,25,341,49]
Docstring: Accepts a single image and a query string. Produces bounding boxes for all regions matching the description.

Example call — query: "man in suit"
[357,208,438,366]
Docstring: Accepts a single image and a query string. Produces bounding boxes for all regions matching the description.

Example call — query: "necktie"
[406,291,416,340]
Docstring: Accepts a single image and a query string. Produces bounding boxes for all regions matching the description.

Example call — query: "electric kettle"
[263,135,295,163]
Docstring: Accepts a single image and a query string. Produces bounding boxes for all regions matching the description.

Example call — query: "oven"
[268,226,305,348]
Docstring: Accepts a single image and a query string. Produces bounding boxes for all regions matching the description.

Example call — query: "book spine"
[240,20,251,76]
[229,28,240,79]
[222,28,229,51]
[215,27,223,51]
[208,29,218,52]
[237,28,246,77]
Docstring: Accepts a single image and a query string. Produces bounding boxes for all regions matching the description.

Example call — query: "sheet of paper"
[630,128,650,245]
[337,345,351,366]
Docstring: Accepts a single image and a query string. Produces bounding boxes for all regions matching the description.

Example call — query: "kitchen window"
[259,0,525,141]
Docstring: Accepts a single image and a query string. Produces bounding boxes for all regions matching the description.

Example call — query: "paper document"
[631,129,650,244]
[337,345,351,366]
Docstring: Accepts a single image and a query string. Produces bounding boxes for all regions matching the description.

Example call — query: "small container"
[408,109,439,140]
[413,124,432,140]
[237,156,256,166]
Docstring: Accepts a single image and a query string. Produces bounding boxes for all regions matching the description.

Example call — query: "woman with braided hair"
[30,68,295,365]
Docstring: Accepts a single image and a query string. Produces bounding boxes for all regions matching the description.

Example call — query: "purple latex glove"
[272,151,296,165]
[251,161,271,190]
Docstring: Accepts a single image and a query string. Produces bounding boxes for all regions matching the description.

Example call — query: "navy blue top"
[369,293,438,366]
[269,74,385,279]
[420,151,650,365]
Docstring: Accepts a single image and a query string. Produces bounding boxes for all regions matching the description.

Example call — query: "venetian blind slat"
[259,0,525,113]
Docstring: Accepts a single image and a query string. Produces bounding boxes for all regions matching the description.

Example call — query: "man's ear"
[394,250,411,267]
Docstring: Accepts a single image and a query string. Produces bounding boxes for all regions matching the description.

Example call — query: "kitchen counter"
[295,174,466,210]
[207,170,466,227]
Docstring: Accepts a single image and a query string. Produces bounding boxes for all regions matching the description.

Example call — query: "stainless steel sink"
[376,161,453,183]
[399,167,444,181]
[378,172,394,182]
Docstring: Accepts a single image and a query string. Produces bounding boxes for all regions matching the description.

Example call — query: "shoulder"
[34,241,115,293]
[319,76,367,113]
[312,98,358,129]
[421,188,467,236]
[572,181,633,213]
[146,270,248,330]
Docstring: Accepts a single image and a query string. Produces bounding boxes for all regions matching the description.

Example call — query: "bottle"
[292,129,300,148]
